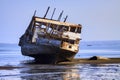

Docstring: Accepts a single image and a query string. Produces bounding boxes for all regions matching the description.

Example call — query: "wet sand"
[0,58,120,80]
[0,58,120,70]
[59,58,120,64]
[0,66,23,70]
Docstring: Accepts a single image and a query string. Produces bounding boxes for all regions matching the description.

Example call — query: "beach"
[0,41,120,80]
[0,60,120,80]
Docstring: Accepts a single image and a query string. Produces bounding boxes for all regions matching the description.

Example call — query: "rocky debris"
[89,56,110,60]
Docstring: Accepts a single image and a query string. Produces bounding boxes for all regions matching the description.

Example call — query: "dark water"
[0,41,120,80]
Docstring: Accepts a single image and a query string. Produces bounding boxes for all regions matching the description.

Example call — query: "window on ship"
[69,40,75,44]
[70,27,76,32]
[58,26,69,32]
[64,26,69,31]
[77,27,81,33]
[65,39,75,44]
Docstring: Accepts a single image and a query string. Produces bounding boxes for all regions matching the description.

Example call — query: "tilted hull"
[19,8,82,64]
[21,42,77,64]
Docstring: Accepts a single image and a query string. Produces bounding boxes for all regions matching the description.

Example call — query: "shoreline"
[0,58,120,70]
[59,57,120,64]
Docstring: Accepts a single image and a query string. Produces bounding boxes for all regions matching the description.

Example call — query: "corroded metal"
[19,7,82,64]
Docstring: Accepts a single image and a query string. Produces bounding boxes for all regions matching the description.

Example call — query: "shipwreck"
[19,7,82,64]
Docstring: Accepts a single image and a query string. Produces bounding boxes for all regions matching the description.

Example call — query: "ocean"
[0,41,120,80]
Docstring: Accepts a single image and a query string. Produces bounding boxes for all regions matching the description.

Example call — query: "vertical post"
[51,8,56,19]
[58,10,64,21]
[43,6,50,18]
[64,15,68,22]
[33,10,37,17]
[56,10,64,30]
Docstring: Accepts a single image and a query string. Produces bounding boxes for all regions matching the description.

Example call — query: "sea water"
[0,41,120,80]
[76,40,120,58]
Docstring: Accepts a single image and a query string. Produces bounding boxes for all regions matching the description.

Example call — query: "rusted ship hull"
[21,42,77,64]
[19,7,82,64]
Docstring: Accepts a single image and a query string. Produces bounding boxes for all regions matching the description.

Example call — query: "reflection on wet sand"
[20,63,80,80]
[63,69,80,80]
[0,62,120,80]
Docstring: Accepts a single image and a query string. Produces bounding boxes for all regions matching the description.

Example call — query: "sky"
[0,0,120,43]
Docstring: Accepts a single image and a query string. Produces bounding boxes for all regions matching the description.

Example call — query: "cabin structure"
[19,7,82,64]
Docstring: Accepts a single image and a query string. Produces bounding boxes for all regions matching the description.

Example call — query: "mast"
[51,8,56,20]
[64,15,68,22]
[43,6,50,19]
